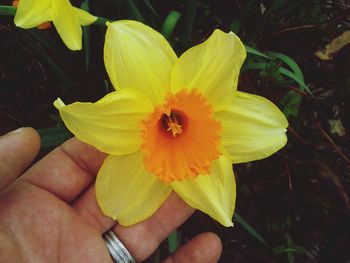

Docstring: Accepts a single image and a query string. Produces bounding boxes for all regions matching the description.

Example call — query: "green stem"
[94,16,109,26]
[0,5,109,26]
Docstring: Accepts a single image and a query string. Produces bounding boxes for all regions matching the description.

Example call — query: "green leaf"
[0,5,16,16]
[26,29,58,51]
[229,19,241,34]
[242,62,268,71]
[150,248,160,263]
[266,51,313,95]
[266,51,304,82]
[168,230,178,253]
[260,61,284,81]
[16,30,72,86]
[244,45,271,59]
[161,11,182,39]
[37,127,72,149]
[181,0,198,38]
[242,61,310,95]
[81,0,91,72]
[125,0,144,22]
[280,91,302,118]
[286,234,293,247]
[287,251,295,263]
[234,213,268,246]
[272,245,287,254]
[278,67,310,94]
[144,0,159,18]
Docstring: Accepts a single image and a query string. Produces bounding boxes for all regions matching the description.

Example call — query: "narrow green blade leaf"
[0,5,16,16]
[168,230,178,253]
[125,0,144,22]
[81,0,91,72]
[287,252,295,263]
[229,19,241,34]
[244,45,271,59]
[182,0,198,38]
[94,17,109,26]
[242,61,311,95]
[144,0,159,18]
[26,29,58,51]
[37,127,72,149]
[242,62,267,71]
[234,213,268,246]
[278,67,310,94]
[273,245,287,254]
[266,51,304,82]
[17,30,72,86]
[161,11,182,39]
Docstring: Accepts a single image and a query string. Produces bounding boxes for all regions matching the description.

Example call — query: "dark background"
[1,1,350,262]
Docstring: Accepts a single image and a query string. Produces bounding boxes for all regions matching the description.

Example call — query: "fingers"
[0,128,40,191]
[162,232,222,263]
[72,188,195,261]
[73,187,194,242]
[113,192,194,261]
[20,137,106,202]
[72,184,115,233]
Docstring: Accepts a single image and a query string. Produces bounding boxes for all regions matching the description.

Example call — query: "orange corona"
[141,89,222,183]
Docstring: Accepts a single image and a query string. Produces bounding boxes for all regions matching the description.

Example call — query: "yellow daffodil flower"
[14,0,97,51]
[54,20,288,227]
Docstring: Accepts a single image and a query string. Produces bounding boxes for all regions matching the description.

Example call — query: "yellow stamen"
[165,114,182,137]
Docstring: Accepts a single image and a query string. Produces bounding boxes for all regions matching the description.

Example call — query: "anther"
[165,114,182,137]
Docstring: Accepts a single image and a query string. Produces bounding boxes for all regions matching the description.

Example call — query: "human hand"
[0,127,222,263]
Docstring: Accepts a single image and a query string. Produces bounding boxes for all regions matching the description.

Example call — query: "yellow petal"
[171,30,246,110]
[54,89,153,155]
[52,0,82,50]
[96,152,172,226]
[73,7,97,26]
[14,0,52,28]
[172,154,236,227]
[104,20,177,105]
[215,91,288,163]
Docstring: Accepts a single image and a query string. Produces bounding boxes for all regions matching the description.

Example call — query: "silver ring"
[103,230,136,263]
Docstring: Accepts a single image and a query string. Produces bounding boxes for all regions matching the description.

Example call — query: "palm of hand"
[0,181,111,263]
[0,128,221,263]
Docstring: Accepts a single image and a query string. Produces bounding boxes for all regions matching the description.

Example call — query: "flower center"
[141,89,222,183]
[160,111,184,138]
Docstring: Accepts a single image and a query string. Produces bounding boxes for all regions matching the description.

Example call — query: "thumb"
[0,127,40,191]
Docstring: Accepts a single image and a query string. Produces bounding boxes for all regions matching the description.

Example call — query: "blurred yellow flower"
[14,0,97,50]
[54,20,288,226]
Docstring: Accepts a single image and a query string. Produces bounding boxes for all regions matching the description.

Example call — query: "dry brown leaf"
[315,31,350,60]
[328,119,346,137]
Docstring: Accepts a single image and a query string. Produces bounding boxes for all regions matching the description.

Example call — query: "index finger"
[0,128,40,191]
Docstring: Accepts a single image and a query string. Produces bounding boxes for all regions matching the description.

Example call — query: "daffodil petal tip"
[53,98,65,108]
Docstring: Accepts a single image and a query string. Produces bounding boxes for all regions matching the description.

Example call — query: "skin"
[0,127,222,263]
